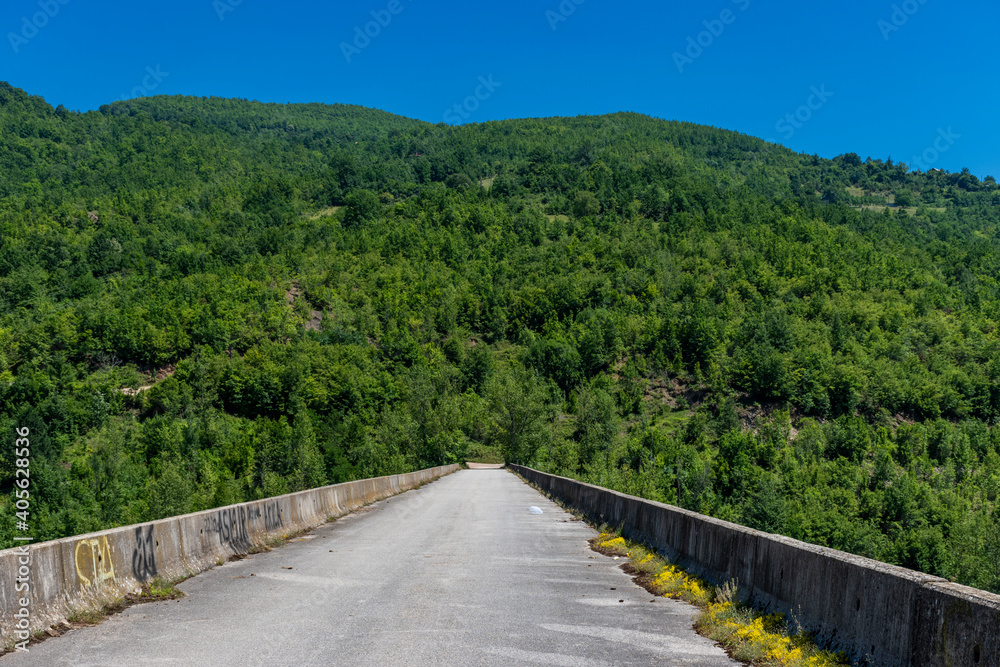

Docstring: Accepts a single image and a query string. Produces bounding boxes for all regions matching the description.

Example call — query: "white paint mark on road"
[541,623,723,657]
[485,646,608,665]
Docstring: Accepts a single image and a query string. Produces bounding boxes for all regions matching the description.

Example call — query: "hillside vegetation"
[1,82,999,593]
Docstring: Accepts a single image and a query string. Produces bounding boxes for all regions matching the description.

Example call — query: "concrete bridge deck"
[4,469,734,666]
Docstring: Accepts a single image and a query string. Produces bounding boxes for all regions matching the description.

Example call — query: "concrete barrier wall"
[0,464,459,647]
[510,465,1000,667]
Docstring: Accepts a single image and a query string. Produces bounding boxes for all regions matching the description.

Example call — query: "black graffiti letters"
[132,525,157,581]
[204,506,252,552]
[262,501,283,532]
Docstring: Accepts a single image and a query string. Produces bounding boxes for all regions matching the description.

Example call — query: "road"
[5,469,735,666]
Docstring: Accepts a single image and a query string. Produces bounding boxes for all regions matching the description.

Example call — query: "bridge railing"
[0,464,460,648]
[510,464,999,667]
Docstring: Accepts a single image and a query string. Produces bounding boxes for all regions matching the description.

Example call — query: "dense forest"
[1,81,999,594]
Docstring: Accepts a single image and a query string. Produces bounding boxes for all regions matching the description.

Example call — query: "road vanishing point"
[5,468,736,666]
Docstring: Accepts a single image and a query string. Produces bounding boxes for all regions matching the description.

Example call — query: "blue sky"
[2,0,998,177]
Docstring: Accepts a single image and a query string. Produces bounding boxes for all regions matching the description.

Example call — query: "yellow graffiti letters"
[74,537,115,587]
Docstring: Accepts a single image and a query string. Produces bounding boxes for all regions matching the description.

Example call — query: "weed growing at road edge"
[591,531,849,667]
[128,576,185,602]
[1,575,191,656]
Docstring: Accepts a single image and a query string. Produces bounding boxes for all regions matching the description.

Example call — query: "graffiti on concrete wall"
[74,536,115,588]
[131,525,158,582]
[262,501,283,531]
[203,501,284,552]
[204,506,253,552]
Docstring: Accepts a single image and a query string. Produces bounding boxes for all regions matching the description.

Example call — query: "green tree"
[147,458,192,520]
[574,382,619,468]
[571,190,600,218]
[291,404,326,491]
[342,189,382,228]
[486,366,549,464]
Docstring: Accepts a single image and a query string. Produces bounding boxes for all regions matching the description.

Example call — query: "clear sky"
[2,0,997,178]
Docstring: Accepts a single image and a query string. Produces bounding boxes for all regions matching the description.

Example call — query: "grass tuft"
[128,577,184,602]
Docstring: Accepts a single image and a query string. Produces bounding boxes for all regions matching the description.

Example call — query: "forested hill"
[2,82,999,593]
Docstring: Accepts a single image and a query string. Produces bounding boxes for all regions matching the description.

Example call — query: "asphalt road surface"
[5,469,736,666]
